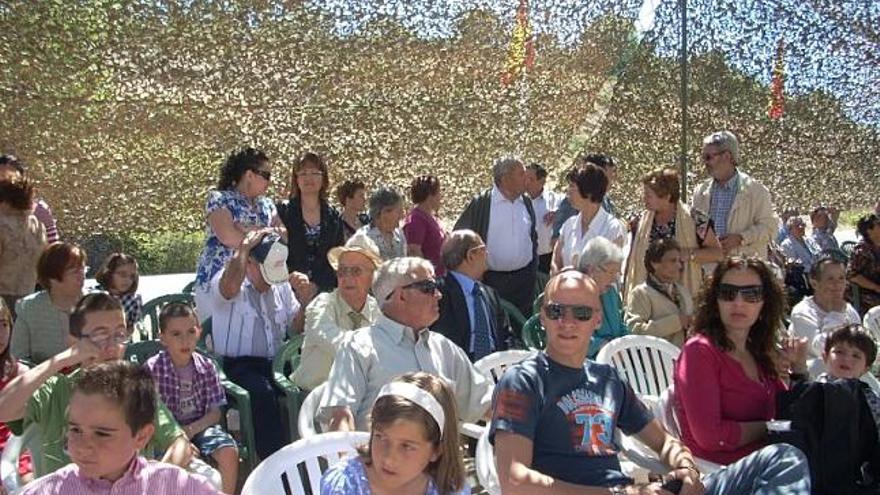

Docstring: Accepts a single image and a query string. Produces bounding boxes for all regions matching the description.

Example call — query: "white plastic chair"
[474,349,537,384]
[241,431,369,495]
[297,383,327,439]
[595,335,681,399]
[1,424,41,493]
[475,424,501,495]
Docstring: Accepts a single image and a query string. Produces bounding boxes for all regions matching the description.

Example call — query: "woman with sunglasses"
[193,148,276,320]
[674,257,797,465]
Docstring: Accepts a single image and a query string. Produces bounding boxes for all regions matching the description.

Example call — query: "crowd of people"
[0,129,880,495]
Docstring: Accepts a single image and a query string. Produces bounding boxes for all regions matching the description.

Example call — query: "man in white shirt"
[525,162,560,274]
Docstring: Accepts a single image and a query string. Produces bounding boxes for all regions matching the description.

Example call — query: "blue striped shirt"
[709,172,739,237]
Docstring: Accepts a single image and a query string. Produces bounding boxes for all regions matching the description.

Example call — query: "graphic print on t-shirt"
[556,388,617,455]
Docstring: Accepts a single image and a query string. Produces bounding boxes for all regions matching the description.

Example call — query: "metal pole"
[679,0,689,202]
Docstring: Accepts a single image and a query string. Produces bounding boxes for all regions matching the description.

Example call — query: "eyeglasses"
[702,150,726,162]
[387,278,439,300]
[543,302,595,321]
[717,283,764,303]
[81,330,131,347]
[337,265,367,278]
[252,169,271,181]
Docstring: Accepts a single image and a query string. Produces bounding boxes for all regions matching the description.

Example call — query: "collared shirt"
[320,314,493,430]
[449,271,497,354]
[204,274,300,359]
[145,351,227,426]
[19,455,221,495]
[292,289,380,391]
[708,172,739,237]
[780,236,819,272]
[486,186,534,271]
[11,291,77,364]
[810,228,839,253]
[360,225,407,261]
[530,189,560,256]
[558,208,626,267]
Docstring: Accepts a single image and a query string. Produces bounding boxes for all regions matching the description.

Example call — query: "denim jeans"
[703,443,811,495]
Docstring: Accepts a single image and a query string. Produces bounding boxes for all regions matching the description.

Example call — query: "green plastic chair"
[532,291,545,317]
[498,297,527,329]
[140,293,195,341]
[124,341,259,472]
[534,272,550,310]
[182,279,197,294]
[271,334,305,443]
[521,314,546,350]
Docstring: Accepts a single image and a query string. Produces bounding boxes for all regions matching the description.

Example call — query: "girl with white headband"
[320,371,469,495]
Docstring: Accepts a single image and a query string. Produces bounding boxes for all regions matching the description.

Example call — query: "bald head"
[540,270,603,366]
[544,270,600,308]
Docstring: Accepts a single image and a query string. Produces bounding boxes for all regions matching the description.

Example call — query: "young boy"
[18,361,220,494]
[145,303,238,494]
[0,293,191,477]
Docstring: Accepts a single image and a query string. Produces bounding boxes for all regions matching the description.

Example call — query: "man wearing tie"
[432,230,516,361]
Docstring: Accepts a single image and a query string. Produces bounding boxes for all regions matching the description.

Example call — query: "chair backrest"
[474,350,537,384]
[272,334,304,381]
[475,424,501,495]
[595,335,680,398]
[521,314,546,350]
[297,382,326,439]
[241,431,370,495]
[498,298,527,328]
[655,386,722,474]
[140,292,196,341]
[1,424,41,492]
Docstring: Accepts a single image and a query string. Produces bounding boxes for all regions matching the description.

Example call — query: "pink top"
[403,207,446,275]
[19,456,220,495]
[673,334,786,465]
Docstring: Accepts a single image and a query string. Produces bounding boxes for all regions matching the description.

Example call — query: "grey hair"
[373,257,435,307]
[785,215,805,230]
[368,185,403,223]
[576,237,625,272]
[702,130,740,164]
[441,229,483,270]
[492,156,524,185]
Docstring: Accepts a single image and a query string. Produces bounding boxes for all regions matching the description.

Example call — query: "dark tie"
[472,283,493,360]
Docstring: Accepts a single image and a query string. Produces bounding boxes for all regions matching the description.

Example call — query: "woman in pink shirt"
[674,257,789,465]
[403,175,447,275]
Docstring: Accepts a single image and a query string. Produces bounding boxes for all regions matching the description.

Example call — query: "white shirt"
[558,208,626,267]
[486,186,534,271]
[530,189,560,256]
[788,296,861,377]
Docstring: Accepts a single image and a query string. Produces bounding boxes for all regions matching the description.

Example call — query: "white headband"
[374,382,446,436]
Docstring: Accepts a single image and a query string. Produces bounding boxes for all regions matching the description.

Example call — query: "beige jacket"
[0,211,47,296]
[625,281,693,347]
[691,170,778,258]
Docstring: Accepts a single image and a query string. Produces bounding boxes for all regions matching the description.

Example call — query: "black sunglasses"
[718,283,764,303]
[543,302,595,322]
[252,168,271,181]
[387,278,439,300]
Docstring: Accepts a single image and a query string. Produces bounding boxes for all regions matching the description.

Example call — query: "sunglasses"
[388,278,439,300]
[543,302,595,322]
[702,150,726,161]
[252,168,271,181]
[718,283,764,303]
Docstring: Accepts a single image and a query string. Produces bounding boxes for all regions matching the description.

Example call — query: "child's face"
[75,310,129,365]
[66,392,154,482]
[109,263,137,294]
[0,314,11,354]
[368,418,439,493]
[159,315,201,366]
[825,341,870,379]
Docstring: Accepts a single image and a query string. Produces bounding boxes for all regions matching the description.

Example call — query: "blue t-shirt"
[489,352,653,487]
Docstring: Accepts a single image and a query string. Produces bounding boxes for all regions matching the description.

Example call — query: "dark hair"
[336,179,366,206]
[644,238,681,274]
[217,147,269,190]
[824,325,878,367]
[575,152,616,170]
[694,257,786,379]
[642,168,681,204]
[0,299,17,380]
[810,252,846,280]
[410,175,441,204]
[856,213,880,244]
[565,163,608,204]
[95,253,139,296]
[158,302,198,332]
[526,162,548,180]
[290,151,330,200]
[69,292,124,339]
[0,177,35,211]
[72,361,156,435]
[37,242,87,289]
[0,154,25,174]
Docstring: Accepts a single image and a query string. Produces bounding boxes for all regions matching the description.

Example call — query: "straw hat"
[327,232,382,270]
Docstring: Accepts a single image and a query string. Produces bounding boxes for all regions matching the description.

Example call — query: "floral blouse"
[195,189,276,287]
[320,456,469,495]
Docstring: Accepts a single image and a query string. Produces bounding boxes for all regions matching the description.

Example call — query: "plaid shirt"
[145,351,226,426]
[708,172,738,237]
[119,292,143,329]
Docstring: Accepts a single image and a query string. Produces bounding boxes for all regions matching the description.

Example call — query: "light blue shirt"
[709,172,739,237]
[449,271,497,354]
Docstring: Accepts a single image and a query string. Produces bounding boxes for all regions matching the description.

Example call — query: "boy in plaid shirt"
[145,303,238,494]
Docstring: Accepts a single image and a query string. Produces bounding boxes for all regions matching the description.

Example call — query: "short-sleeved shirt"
[403,207,446,275]
[558,209,626,268]
[320,456,469,495]
[360,225,407,261]
[195,189,276,287]
[145,351,227,426]
[12,291,76,364]
[489,352,653,487]
[8,368,184,476]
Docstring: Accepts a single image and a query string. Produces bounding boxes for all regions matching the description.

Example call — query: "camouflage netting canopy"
[0,0,877,243]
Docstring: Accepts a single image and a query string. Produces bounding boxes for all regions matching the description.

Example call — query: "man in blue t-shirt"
[489,271,812,495]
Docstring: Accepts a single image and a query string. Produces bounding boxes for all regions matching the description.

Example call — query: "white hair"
[372,257,435,307]
[702,130,740,164]
[576,237,625,272]
[492,156,524,185]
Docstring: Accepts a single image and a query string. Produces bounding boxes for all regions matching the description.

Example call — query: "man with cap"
[203,228,303,459]
[292,232,383,391]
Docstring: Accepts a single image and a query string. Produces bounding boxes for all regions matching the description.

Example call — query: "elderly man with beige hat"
[292,232,383,391]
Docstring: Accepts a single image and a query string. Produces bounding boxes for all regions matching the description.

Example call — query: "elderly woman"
[277,152,344,294]
[625,238,694,347]
[552,163,625,273]
[193,148,276,319]
[12,242,86,364]
[0,175,47,313]
[359,186,407,261]
[847,213,880,316]
[336,179,370,241]
[403,175,446,275]
[624,168,723,306]
[779,216,818,273]
[574,237,628,358]
[674,257,799,465]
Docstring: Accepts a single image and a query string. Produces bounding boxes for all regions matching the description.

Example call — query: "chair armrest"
[221,378,258,471]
